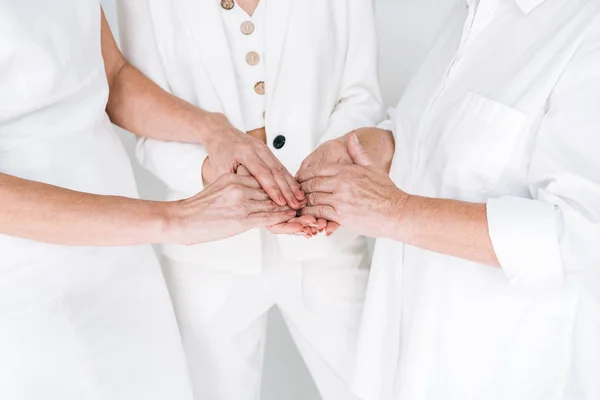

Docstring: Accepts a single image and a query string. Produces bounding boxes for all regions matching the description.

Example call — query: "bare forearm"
[100,10,223,146]
[106,63,225,144]
[0,173,173,246]
[394,195,500,267]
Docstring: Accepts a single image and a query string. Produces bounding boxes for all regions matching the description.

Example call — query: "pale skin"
[203,128,395,238]
[103,10,304,209]
[200,0,394,238]
[0,10,297,247]
[298,130,500,267]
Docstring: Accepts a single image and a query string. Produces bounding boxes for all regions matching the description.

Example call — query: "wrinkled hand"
[297,133,408,239]
[234,166,321,237]
[168,172,297,245]
[295,138,354,236]
[203,115,305,209]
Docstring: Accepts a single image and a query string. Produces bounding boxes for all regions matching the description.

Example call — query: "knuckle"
[223,172,236,182]
[271,168,286,178]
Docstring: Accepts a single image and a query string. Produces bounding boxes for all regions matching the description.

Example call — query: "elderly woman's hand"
[295,136,356,237]
[167,172,297,245]
[234,166,321,237]
[203,115,306,210]
[297,133,409,239]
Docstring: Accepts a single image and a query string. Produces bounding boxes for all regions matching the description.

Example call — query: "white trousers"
[162,232,369,400]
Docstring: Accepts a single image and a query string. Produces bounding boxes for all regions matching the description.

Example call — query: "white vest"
[220,1,266,131]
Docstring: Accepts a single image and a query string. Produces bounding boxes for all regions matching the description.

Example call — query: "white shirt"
[220,1,266,131]
[116,0,384,272]
[354,0,600,399]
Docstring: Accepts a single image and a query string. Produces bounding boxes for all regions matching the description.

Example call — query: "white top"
[354,0,600,399]
[117,0,384,273]
[0,1,193,398]
[220,0,266,131]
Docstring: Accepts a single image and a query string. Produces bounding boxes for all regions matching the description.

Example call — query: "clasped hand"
[202,121,405,239]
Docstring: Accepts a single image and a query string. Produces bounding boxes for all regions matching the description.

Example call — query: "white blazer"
[116,0,384,273]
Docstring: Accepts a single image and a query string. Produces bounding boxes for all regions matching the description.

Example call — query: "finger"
[263,151,305,202]
[247,200,292,214]
[267,222,305,235]
[244,159,287,206]
[300,177,336,195]
[347,132,374,167]
[315,219,328,231]
[237,165,251,176]
[284,172,306,203]
[296,164,341,183]
[292,215,318,227]
[249,210,298,227]
[246,188,270,201]
[300,205,339,222]
[233,174,263,189]
[272,169,302,210]
[325,221,340,236]
[306,192,335,207]
[256,148,304,206]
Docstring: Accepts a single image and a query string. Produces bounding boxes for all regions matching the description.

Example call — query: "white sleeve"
[487,22,600,286]
[116,0,208,195]
[318,0,385,144]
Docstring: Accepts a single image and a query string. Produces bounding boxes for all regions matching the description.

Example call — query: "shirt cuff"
[376,119,394,133]
[137,139,208,195]
[487,196,564,286]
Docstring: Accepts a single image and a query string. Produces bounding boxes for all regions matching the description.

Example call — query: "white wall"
[102,0,457,398]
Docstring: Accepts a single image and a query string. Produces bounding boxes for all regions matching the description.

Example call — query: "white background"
[102,0,458,398]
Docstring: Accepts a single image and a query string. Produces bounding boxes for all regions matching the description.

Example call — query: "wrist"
[201,156,215,187]
[388,188,412,242]
[154,201,185,244]
[195,111,230,146]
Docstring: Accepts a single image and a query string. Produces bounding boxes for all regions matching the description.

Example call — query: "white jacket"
[116,0,384,273]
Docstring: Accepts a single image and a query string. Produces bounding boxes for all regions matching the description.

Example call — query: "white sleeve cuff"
[487,196,564,286]
[376,119,394,133]
[136,138,208,195]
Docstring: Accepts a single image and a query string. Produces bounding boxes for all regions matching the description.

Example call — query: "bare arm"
[393,196,499,266]
[299,133,499,267]
[0,172,170,246]
[0,171,294,247]
[101,10,303,208]
[101,10,221,145]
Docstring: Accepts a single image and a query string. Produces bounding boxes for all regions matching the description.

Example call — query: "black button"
[273,135,286,149]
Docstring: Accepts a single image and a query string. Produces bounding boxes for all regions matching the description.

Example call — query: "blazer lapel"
[176,0,244,129]
[264,0,295,112]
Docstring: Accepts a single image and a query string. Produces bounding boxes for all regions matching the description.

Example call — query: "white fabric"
[0,1,193,398]
[162,230,369,400]
[220,1,266,131]
[354,0,600,399]
[116,0,384,273]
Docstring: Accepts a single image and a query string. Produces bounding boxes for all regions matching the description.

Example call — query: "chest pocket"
[434,92,529,200]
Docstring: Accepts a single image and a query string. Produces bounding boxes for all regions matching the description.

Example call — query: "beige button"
[254,81,265,95]
[221,0,235,10]
[246,51,260,66]
[241,21,255,35]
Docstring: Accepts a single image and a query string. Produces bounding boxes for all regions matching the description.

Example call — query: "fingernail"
[278,195,286,205]
[296,190,306,200]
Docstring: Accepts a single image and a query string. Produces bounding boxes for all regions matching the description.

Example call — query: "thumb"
[347,132,373,167]
[236,165,251,176]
